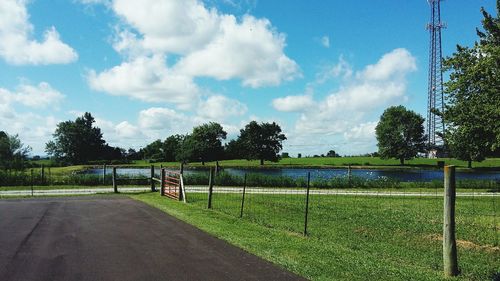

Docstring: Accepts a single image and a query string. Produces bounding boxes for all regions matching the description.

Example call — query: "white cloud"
[88,0,298,106]
[359,48,417,81]
[343,122,377,142]
[0,0,77,65]
[281,48,417,155]
[321,36,330,48]
[272,94,315,112]
[138,107,189,131]
[197,95,247,121]
[0,81,65,108]
[87,55,199,108]
[175,15,300,87]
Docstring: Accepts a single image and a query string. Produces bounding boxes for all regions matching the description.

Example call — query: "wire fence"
[182,170,499,276]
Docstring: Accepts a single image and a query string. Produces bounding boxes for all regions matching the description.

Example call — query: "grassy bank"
[132,192,499,280]
[127,157,500,169]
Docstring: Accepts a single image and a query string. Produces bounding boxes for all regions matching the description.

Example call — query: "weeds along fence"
[184,169,499,278]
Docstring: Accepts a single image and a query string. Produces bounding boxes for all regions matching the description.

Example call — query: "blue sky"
[0,0,496,156]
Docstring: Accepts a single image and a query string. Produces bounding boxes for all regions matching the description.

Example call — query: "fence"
[183,166,499,278]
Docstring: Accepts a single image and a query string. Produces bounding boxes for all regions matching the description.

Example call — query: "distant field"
[27,157,500,176]
[126,157,500,169]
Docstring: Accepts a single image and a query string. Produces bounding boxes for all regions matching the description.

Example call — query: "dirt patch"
[426,234,500,253]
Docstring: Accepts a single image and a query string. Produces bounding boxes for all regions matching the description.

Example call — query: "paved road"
[1,186,498,197]
[0,196,306,281]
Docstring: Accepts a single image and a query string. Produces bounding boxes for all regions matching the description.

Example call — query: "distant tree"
[281,152,290,158]
[238,121,287,165]
[0,131,31,170]
[125,148,142,161]
[45,112,107,164]
[443,2,500,166]
[182,123,227,165]
[297,153,302,158]
[375,106,426,165]
[224,139,245,160]
[163,135,183,162]
[142,140,164,160]
[326,150,340,157]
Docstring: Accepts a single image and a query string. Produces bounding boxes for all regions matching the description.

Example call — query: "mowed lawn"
[132,191,499,281]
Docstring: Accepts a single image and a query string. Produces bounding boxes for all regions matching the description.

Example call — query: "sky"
[0,0,496,157]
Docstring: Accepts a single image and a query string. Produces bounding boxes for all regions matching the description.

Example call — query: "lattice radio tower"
[426,0,446,150]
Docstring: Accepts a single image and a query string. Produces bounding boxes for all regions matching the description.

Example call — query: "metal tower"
[426,0,446,150]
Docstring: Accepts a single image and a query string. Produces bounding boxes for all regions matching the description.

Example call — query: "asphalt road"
[0,196,306,281]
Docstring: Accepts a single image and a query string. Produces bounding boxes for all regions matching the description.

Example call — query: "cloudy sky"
[0,0,495,156]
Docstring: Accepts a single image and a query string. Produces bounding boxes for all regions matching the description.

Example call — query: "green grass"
[119,157,500,170]
[132,191,500,281]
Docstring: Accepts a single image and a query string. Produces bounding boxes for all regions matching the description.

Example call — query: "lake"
[83,167,500,182]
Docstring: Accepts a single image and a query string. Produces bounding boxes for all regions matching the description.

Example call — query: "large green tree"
[375,106,426,165]
[45,112,106,164]
[180,122,227,165]
[238,121,287,165]
[0,131,31,170]
[443,2,500,167]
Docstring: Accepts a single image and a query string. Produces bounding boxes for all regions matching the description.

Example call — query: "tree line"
[41,113,287,166]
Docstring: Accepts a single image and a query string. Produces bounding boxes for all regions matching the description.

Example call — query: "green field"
[132,191,499,281]
[25,157,500,177]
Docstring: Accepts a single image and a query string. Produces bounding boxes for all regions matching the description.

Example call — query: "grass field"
[132,191,499,281]
[124,157,500,169]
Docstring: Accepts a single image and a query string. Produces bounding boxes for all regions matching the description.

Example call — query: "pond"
[83,167,500,182]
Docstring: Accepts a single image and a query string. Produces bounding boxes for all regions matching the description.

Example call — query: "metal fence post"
[240,173,247,218]
[150,165,155,192]
[207,167,214,209]
[304,172,311,236]
[443,165,459,277]
[112,167,118,193]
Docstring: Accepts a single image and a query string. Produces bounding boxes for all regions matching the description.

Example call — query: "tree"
[45,112,106,164]
[443,2,500,166]
[142,139,164,160]
[326,150,340,157]
[375,106,426,165]
[163,135,183,162]
[224,139,245,160]
[181,123,227,165]
[238,121,287,165]
[0,131,31,170]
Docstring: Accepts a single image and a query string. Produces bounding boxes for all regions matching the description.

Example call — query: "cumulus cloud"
[87,55,199,108]
[0,0,77,65]
[197,95,247,121]
[0,81,65,108]
[87,0,299,107]
[174,15,300,87]
[272,94,315,112]
[294,48,416,134]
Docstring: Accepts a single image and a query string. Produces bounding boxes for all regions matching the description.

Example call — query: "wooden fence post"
[150,165,155,192]
[40,164,45,184]
[207,167,214,209]
[239,173,247,218]
[443,165,459,277]
[103,164,107,185]
[112,167,118,193]
[161,168,166,196]
[30,169,34,197]
[304,172,311,236]
[179,163,184,201]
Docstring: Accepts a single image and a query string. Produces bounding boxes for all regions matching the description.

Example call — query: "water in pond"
[83,167,500,182]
